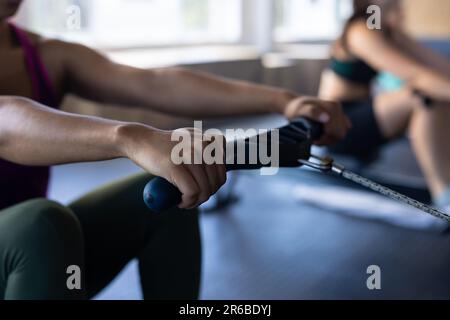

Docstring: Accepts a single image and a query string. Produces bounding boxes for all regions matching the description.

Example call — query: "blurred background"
[11,0,450,300]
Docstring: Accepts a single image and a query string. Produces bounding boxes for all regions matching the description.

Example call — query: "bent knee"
[1,199,82,247]
[19,199,79,229]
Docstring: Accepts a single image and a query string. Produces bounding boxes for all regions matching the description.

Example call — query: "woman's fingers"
[201,135,227,194]
[168,165,200,209]
[312,101,350,145]
[283,96,351,146]
[185,164,211,208]
[217,163,227,187]
[155,128,227,210]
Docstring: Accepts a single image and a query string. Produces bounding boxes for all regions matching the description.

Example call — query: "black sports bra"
[329,57,378,85]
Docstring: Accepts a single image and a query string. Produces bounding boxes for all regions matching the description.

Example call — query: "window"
[17,0,243,48]
[16,0,354,50]
[274,0,353,42]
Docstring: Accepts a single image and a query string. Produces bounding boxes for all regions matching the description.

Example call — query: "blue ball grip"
[143,177,183,213]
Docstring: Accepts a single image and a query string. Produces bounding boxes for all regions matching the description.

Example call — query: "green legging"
[0,173,201,300]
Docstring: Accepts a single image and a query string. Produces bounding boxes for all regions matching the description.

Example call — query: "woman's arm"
[347,21,450,102]
[0,96,123,166]
[44,41,350,145]
[0,96,226,209]
[393,32,450,78]
[56,42,292,117]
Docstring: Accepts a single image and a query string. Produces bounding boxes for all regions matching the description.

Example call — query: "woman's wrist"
[271,89,298,114]
[113,122,155,160]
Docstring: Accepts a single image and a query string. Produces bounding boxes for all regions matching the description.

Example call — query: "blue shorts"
[330,100,388,161]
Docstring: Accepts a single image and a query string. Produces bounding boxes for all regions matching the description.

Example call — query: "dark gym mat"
[200,168,450,300]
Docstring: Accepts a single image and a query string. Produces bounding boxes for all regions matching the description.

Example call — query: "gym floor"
[48,156,450,300]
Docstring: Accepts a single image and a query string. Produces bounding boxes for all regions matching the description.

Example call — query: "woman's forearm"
[62,43,294,117]
[131,67,295,118]
[0,96,126,166]
[420,52,450,79]
[412,70,450,102]
[398,33,450,78]
[0,96,230,209]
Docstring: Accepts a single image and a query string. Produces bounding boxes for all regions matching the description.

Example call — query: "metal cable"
[341,170,450,222]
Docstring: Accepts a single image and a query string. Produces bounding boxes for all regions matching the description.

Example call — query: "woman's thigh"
[68,173,201,299]
[330,88,422,160]
[329,100,387,160]
[373,88,422,139]
[68,173,155,297]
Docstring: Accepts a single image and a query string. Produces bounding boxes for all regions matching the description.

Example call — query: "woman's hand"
[281,96,351,145]
[117,123,227,209]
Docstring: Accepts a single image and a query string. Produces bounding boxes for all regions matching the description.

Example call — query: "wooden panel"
[405,0,450,38]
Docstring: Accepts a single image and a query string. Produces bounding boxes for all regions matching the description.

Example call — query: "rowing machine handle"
[143,117,323,213]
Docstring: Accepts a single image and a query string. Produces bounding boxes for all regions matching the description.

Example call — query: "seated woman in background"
[0,1,349,299]
[319,0,450,215]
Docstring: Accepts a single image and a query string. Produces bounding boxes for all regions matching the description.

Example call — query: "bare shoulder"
[347,19,384,42]
[37,37,80,60]
[19,29,70,65]
[39,38,108,70]
[345,19,387,54]
[35,34,106,73]
[22,30,80,92]
[19,28,94,63]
